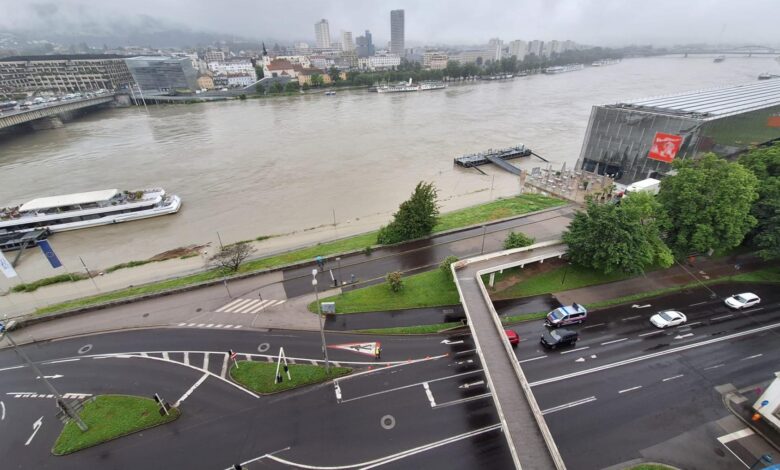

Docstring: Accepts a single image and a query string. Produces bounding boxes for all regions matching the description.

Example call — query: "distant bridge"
[676,45,779,55]
[0,93,117,131]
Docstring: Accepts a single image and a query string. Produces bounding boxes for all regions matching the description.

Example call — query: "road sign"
[329,341,379,357]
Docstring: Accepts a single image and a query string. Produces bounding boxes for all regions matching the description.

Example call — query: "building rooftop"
[612,80,780,120]
[20,189,118,212]
[0,54,129,62]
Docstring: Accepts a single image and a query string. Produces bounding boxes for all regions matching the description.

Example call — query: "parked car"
[545,303,587,328]
[505,329,519,347]
[540,328,579,349]
[724,292,761,309]
[650,310,687,328]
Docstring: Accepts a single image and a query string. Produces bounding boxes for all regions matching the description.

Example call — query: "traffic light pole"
[2,326,88,431]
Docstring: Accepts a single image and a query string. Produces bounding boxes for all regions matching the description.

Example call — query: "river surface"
[0,55,776,285]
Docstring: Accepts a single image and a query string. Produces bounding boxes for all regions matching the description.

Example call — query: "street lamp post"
[480,225,487,255]
[0,321,88,431]
[336,257,342,287]
[311,269,331,373]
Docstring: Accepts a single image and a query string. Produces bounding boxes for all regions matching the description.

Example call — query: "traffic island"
[52,394,180,455]
[230,361,351,394]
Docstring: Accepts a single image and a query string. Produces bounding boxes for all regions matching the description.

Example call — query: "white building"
[528,40,544,57]
[315,19,331,49]
[509,40,527,60]
[207,60,255,75]
[358,53,401,71]
[341,31,354,52]
[227,74,255,87]
[268,55,311,68]
[488,38,503,61]
[423,51,449,70]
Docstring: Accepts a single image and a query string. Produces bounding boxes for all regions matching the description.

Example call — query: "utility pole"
[0,321,88,431]
[311,269,331,373]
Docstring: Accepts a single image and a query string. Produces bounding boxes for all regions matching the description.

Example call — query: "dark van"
[540,329,579,349]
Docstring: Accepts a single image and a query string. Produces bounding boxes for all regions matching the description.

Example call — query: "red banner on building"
[768,115,780,128]
[648,132,683,163]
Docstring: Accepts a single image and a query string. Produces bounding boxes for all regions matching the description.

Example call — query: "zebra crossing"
[215,298,286,314]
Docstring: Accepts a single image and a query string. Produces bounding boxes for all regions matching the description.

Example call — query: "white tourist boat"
[0,188,182,233]
[376,78,446,93]
[543,64,585,74]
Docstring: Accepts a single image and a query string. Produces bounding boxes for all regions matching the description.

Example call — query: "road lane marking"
[717,427,754,444]
[741,354,763,361]
[0,401,4,420]
[743,307,764,314]
[220,354,229,378]
[719,442,751,468]
[560,346,589,355]
[704,364,725,370]
[184,352,190,365]
[0,365,24,372]
[581,323,605,329]
[541,396,597,415]
[601,338,628,346]
[162,352,169,361]
[216,298,245,312]
[203,353,210,371]
[530,321,780,387]
[662,374,684,382]
[339,370,483,404]
[423,383,436,407]
[518,355,547,363]
[43,358,79,365]
[618,386,642,394]
[235,300,263,313]
[173,372,209,407]
[433,392,492,409]
[622,315,641,321]
[689,301,708,307]
[680,321,702,327]
[638,330,664,337]
[711,314,734,321]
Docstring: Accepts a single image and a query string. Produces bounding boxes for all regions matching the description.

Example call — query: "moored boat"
[0,188,182,233]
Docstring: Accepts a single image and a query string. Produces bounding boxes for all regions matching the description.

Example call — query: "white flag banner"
[0,250,18,279]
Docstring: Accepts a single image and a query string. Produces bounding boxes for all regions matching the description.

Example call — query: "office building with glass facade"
[125,56,199,94]
[576,80,780,184]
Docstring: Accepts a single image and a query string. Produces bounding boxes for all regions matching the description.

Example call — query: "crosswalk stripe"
[216,298,246,312]
[236,299,263,313]
[246,299,273,313]
[227,299,254,312]
[234,325,243,329]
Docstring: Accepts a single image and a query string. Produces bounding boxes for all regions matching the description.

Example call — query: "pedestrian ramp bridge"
[451,240,567,470]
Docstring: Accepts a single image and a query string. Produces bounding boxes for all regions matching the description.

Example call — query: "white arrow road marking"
[25,417,43,446]
[575,357,585,362]
[632,304,651,309]
[441,339,464,345]
[459,380,485,389]
[35,375,63,379]
[674,333,694,340]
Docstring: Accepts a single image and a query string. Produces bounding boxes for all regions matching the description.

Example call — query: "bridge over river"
[0,93,118,131]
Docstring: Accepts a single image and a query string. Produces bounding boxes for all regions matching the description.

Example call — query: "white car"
[650,310,687,328]
[724,292,761,310]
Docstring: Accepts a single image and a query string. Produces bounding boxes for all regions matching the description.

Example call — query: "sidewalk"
[723,384,780,453]
[554,253,765,307]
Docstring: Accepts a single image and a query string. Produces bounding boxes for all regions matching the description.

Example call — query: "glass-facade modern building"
[125,56,199,94]
[576,80,780,184]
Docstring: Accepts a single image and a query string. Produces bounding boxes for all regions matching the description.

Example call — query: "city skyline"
[1,0,779,49]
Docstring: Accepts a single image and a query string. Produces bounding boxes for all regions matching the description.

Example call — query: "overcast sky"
[2,0,779,47]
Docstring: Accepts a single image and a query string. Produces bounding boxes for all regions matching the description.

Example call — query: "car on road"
[540,328,578,349]
[545,302,587,327]
[724,292,761,310]
[505,329,519,347]
[650,310,687,328]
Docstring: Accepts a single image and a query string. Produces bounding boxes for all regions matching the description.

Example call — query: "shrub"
[503,231,535,249]
[386,271,403,292]
[440,256,459,280]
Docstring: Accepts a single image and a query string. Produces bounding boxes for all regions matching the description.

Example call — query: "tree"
[739,143,780,259]
[254,83,265,94]
[254,66,264,80]
[328,66,341,83]
[210,242,256,272]
[271,82,284,93]
[658,153,759,256]
[377,182,439,245]
[563,192,673,275]
[503,231,535,249]
[285,81,300,92]
[310,74,324,87]
[440,256,459,280]
[386,271,403,292]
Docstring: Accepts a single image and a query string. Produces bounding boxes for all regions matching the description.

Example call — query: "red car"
[505,329,519,347]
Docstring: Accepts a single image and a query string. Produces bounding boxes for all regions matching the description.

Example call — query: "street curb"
[723,392,780,453]
[12,203,573,331]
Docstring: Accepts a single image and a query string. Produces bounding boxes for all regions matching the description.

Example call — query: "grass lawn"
[432,193,564,232]
[313,269,460,313]
[52,395,180,455]
[488,263,635,300]
[231,361,351,393]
